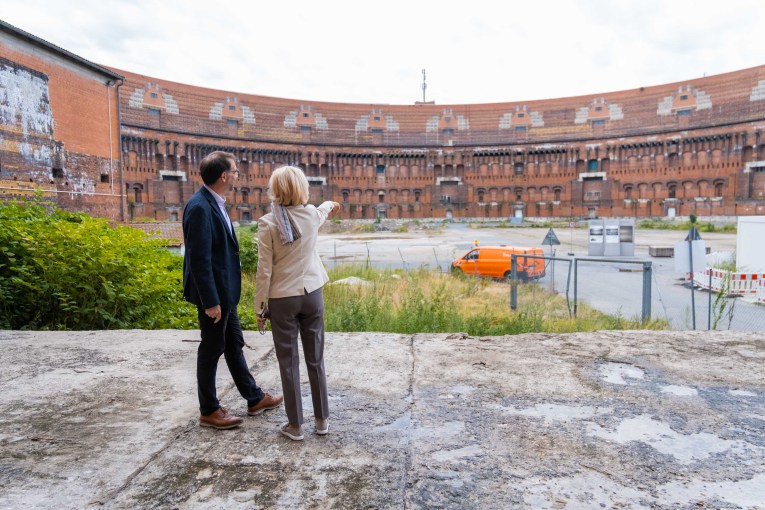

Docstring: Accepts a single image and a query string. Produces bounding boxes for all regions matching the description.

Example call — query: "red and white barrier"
[691,268,765,296]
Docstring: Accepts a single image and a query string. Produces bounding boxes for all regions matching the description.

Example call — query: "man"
[182,150,283,429]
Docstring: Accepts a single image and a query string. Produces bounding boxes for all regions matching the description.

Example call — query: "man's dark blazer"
[182,186,241,309]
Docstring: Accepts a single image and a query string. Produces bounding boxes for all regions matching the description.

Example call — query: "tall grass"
[320,266,665,335]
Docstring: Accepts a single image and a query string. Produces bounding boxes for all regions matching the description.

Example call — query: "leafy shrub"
[0,199,196,330]
[237,225,259,273]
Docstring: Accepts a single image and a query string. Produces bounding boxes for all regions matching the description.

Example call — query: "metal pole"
[708,268,713,330]
[510,254,517,310]
[642,261,652,323]
[689,239,696,330]
[573,258,579,318]
[565,258,573,318]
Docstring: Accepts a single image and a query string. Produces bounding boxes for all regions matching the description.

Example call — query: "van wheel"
[504,271,529,282]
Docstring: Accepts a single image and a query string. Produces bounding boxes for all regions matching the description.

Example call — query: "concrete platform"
[0,329,764,509]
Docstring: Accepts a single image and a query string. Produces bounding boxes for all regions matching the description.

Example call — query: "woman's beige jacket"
[255,201,334,315]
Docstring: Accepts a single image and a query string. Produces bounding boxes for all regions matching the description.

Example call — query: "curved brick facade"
[2,21,764,223]
[116,66,765,222]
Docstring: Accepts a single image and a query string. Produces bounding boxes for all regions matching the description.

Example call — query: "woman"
[255,165,339,441]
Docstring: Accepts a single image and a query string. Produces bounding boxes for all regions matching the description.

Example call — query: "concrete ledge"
[1,330,764,509]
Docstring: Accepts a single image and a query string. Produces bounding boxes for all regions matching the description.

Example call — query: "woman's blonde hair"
[267,165,309,206]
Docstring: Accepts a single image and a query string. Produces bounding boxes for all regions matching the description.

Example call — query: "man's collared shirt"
[204,184,233,235]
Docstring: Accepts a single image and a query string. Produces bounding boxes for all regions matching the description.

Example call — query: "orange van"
[451,246,546,281]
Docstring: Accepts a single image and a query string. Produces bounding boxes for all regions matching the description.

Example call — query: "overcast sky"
[3,0,764,105]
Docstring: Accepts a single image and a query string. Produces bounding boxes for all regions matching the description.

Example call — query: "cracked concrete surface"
[0,329,764,509]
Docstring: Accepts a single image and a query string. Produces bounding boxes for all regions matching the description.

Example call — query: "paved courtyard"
[1,329,763,509]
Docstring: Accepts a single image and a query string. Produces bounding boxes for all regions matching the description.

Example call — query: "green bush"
[237,225,259,274]
[0,199,196,330]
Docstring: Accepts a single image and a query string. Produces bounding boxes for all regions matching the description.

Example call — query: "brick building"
[0,20,123,221]
[2,20,764,223]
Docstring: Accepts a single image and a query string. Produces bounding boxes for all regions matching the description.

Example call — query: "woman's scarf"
[271,202,302,245]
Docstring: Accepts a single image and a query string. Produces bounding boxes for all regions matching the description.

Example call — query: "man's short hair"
[200,151,236,185]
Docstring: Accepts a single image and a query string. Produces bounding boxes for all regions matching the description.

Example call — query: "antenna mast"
[421,69,427,103]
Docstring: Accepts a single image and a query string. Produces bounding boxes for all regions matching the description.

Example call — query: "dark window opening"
[300,125,311,132]
[443,128,454,135]
[714,183,723,197]
[342,191,349,203]
[676,109,691,116]
[371,128,383,134]
[591,119,605,126]
[554,189,561,201]
[477,190,485,202]
[229,105,236,111]
[162,174,180,181]
[514,163,524,175]
[227,119,238,126]
[378,194,384,203]
[376,165,385,175]
[100,174,110,183]
[148,108,160,116]
[169,212,178,221]
[668,185,676,199]
[680,94,689,100]
[374,116,380,121]
[242,211,251,222]
[414,191,421,202]
[52,167,64,178]
[588,160,598,171]
[595,106,603,111]
[625,187,633,199]
[303,113,310,118]
[440,180,458,186]
[515,125,527,132]
[241,190,249,203]
[517,113,525,118]
[150,92,158,99]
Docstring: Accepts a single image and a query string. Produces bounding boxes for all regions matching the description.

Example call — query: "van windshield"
[464,250,479,260]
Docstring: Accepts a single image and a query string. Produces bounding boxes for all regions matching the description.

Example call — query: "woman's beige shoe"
[315,418,329,435]
[280,422,304,441]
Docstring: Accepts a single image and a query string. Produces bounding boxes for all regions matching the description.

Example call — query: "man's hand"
[329,201,340,215]
[205,305,222,324]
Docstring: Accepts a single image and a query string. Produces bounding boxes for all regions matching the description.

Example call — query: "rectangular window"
[680,94,689,100]
[374,116,380,121]
[229,105,236,111]
[517,113,525,118]
[376,165,385,175]
[677,109,691,116]
[300,125,311,132]
[227,119,238,126]
[592,119,605,125]
[303,113,310,118]
[150,92,158,99]
[595,106,603,111]
[148,108,160,116]
[515,125,527,132]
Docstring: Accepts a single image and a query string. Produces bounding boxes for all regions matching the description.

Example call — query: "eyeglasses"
[225,168,239,176]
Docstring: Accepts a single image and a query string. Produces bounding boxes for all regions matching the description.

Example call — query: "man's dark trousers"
[197,306,264,416]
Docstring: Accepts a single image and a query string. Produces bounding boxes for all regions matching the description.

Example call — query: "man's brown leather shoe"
[247,393,284,416]
[199,407,242,430]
